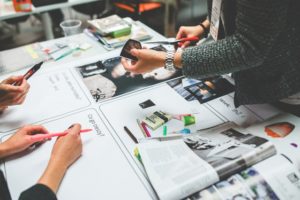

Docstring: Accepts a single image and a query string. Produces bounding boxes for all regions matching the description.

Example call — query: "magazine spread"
[187,155,300,200]
[137,122,276,200]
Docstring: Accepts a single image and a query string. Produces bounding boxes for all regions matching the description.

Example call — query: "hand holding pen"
[0,62,43,113]
[0,76,30,112]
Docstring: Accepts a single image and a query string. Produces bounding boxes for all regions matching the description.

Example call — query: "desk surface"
[0,21,286,200]
[0,0,103,21]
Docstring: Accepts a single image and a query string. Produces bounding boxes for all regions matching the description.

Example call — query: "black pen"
[124,126,138,144]
[13,61,43,86]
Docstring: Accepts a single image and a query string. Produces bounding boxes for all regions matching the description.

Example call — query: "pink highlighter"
[30,128,92,142]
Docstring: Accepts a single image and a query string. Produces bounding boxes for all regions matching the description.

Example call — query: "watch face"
[120,39,142,61]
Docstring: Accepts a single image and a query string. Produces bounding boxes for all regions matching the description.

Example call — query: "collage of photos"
[76,55,182,102]
[183,123,275,179]
[187,168,279,200]
[167,76,235,103]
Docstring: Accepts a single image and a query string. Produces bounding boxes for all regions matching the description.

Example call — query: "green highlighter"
[110,27,131,38]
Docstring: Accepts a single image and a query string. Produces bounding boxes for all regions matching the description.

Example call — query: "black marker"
[13,61,43,86]
[124,126,138,144]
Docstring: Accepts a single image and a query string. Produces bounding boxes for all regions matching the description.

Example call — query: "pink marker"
[141,122,151,137]
[30,129,93,142]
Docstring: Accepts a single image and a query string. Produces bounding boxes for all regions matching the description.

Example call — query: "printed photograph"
[187,168,279,200]
[183,126,272,179]
[76,56,182,102]
[264,122,295,138]
[167,76,235,103]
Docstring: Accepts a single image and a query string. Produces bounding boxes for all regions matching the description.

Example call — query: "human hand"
[49,124,83,170]
[0,76,30,111]
[121,49,166,74]
[176,25,204,48]
[0,125,49,158]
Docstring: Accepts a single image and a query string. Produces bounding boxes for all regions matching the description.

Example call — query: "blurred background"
[0,0,207,51]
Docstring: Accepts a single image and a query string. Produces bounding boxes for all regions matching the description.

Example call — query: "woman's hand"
[0,125,49,158]
[38,124,83,193]
[121,49,166,74]
[176,25,204,48]
[49,123,83,170]
[0,76,30,112]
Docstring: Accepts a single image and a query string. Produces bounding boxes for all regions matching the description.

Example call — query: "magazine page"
[137,139,219,200]
[187,155,300,200]
[245,113,300,169]
[137,122,276,200]
[182,122,276,180]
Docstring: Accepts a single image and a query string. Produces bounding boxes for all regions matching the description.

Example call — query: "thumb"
[130,49,140,57]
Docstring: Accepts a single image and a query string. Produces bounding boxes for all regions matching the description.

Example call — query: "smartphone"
[120,39,142,61]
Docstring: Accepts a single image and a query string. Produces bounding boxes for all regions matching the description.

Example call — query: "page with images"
[166,76,281,127]
[137,140,219,200]
[0,68,91,133]
[136,122,276,200]
[245,113,300,169]
[0,109,155,200]
[99,82,279,173]
[182,122,276,180]
[187,155,300,200]
[76,56,182,103]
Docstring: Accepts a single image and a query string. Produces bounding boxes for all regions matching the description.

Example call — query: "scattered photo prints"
[77,56,181,102]
[167,76,235,103]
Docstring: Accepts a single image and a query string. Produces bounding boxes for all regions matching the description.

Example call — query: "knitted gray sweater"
[182,0,300,106]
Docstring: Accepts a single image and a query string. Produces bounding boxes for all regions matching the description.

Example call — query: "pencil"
[124,126,138,144]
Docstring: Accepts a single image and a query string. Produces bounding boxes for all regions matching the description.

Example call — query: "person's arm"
[0,126,48,159]
[181,0,289,78]
[19,124,82,200]
[122,0,289,76]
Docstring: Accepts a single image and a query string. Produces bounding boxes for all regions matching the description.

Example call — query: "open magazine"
[137,122,276,200]
[187,155,300,200]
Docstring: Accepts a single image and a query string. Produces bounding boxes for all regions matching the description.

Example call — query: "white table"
[0,0,108,39]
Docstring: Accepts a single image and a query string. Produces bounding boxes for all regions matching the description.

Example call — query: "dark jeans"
[273,102,300,117]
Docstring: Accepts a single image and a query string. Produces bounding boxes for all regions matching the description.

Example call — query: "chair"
[113,0,162,20]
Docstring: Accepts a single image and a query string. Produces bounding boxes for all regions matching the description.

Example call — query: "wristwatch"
[164,50,176,72]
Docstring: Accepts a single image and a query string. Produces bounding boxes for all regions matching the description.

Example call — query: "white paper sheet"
[1,109,154,200]
[0,69,91,133]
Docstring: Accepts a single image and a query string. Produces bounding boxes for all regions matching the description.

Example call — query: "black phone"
[120,39,142,61]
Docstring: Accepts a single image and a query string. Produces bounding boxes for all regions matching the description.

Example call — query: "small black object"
[139,99,155,109]
[120,39,142,61]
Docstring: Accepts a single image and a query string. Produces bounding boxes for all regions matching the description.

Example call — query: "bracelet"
[199,23,208,36]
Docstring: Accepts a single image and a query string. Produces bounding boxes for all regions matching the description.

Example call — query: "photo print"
[183,124,274,179]
[76,56,182,102]
[186,168,279,200]
[167,76,235,103]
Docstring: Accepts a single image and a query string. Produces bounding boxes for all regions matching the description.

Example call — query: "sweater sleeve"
[182,0,289,78]
[19,184,57,200]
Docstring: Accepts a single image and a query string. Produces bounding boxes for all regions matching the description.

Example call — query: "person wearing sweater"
[121,0,300,115]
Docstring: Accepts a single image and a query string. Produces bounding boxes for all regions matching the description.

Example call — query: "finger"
[121,58,132,70]
[130,49,140,57]
[176,27,185,39]
[182,41,191,48]
[0,84,23,93]
[24,125,49,135]
[2,76,23,84]
[121,58,136,72]
[19,79,30,94]
[69,123,81,136]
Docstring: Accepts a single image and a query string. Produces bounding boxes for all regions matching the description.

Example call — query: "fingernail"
[68,124,75,129]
